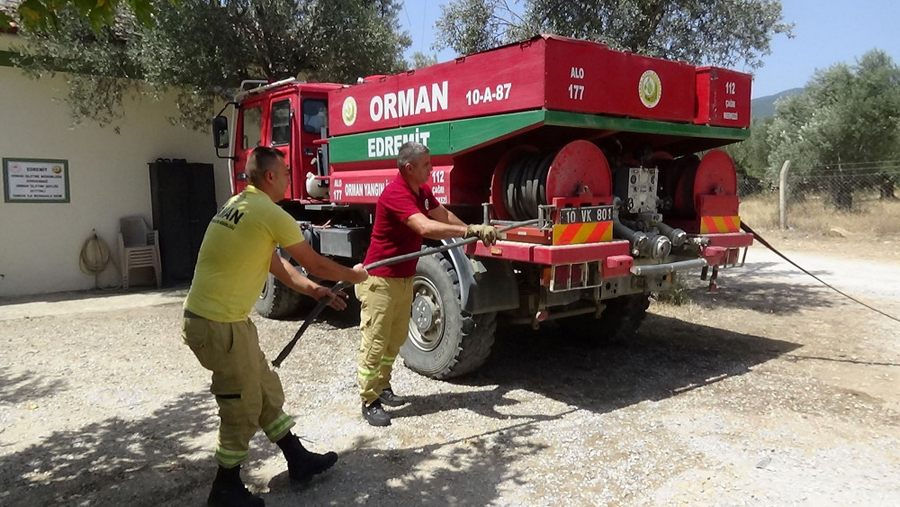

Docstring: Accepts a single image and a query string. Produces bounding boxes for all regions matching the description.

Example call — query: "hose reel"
[490,140,613,221]
[672,149,738,217]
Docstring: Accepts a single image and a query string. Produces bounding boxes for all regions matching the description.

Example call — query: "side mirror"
[212,115,229,149]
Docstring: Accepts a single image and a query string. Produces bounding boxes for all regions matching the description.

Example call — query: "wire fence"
[739,160,899,202]
[737,160,900,232]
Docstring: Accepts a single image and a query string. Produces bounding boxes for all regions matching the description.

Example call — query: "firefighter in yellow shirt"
[183,146,367,507]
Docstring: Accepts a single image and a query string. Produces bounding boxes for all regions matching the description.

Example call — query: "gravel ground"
[0,247,898,506]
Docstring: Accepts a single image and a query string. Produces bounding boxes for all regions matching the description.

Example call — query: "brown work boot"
[207,465,264,507]
[276,432,338,482]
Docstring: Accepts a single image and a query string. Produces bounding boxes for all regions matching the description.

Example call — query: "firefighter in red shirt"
[356,141,497,426]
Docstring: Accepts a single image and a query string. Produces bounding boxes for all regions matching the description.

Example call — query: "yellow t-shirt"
[185,185,303,322]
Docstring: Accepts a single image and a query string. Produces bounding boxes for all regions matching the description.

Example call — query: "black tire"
[255,273,303,319]
[559,293,651,344]
[597,293,651,342]
[400,253,498,379]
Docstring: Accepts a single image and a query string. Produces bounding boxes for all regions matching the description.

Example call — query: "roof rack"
[236,78,301,100]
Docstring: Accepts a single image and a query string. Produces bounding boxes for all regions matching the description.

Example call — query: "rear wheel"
[401,253,497,379]
[597,293,651,342]
[559,293,651,344]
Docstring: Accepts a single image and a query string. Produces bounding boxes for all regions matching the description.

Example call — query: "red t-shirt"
[364,174,440,277]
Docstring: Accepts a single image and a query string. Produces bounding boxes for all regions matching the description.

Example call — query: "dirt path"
[0,246,897,506]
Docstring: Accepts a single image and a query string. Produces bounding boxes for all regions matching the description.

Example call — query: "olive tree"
[768,50,900,208]
[10,0,410,130]
[436,0,793,69]
[1,0,152,31]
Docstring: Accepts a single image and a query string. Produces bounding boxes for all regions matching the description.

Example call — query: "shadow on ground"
[677,261,837,315]
[0,388,541,507]
[398,314,800,421]
[258,422,545,506]
[688,279,836,314]
[0,392,216,506]
[0,369,68,405]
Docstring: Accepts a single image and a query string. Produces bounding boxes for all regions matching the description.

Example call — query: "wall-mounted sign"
[3,158,70,203]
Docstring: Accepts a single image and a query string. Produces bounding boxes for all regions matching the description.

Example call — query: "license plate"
[558,205,614,224]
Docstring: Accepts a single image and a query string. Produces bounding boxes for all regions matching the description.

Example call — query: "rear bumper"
[465,239,631,264]
[695,232,754,248]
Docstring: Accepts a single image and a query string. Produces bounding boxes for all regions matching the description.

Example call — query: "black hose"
[272,218,541,368]
[741,222,900,324]
[503,152,553,221]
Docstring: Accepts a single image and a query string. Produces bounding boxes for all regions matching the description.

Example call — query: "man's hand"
[312,284,349,311]
[465,224,498,246]
[350,263,369,284]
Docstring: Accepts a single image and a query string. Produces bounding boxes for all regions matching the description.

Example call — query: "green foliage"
[726,117,774,182]
[15,9,143,130]
[14,0,411,130]
[434,0,508,56]
[435,0,793,68]
[299,0,411,84]
[410,51,438,69]
[767,50,900,208]
[654,273,690,306]
[767,93,816,179]
[10,0,153,32]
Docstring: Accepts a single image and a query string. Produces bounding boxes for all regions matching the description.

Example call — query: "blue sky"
[399,0,900,99]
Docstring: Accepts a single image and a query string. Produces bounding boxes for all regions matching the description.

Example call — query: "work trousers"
[355,276,414,404]
[182,312,294,468]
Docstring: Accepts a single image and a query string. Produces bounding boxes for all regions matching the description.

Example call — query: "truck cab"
[218,80,341,202]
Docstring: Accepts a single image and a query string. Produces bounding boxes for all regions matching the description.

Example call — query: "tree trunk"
[879,177,897,200]
[829,161,853,210]
[829,178,853,210]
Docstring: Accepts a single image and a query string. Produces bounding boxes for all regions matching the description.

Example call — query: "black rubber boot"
[276,432,338,482]
[378,387,408,407]
[207,465,265,507]
[361,400,391,426]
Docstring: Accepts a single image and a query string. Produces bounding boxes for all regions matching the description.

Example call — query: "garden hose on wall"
[79,229,112,289]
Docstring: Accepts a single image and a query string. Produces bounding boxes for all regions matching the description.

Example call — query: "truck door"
[299,97,328,200]
[233,98,265,194]
[268,94,295,200]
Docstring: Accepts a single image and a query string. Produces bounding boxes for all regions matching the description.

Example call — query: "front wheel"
[400,253,497,379]
[256,273,303,319]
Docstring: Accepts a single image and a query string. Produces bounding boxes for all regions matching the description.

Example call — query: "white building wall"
[0,35,232,297]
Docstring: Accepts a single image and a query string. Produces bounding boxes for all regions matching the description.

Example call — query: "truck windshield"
[302,99,327,134]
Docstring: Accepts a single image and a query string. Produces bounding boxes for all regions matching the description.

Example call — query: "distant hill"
[751,87,804,119]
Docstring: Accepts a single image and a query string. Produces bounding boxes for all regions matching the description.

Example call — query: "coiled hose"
[79,230,112,288]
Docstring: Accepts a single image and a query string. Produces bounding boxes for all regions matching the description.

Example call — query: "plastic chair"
[118,215,162,289]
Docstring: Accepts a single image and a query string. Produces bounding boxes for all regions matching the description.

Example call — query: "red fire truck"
[211,35,754,378]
